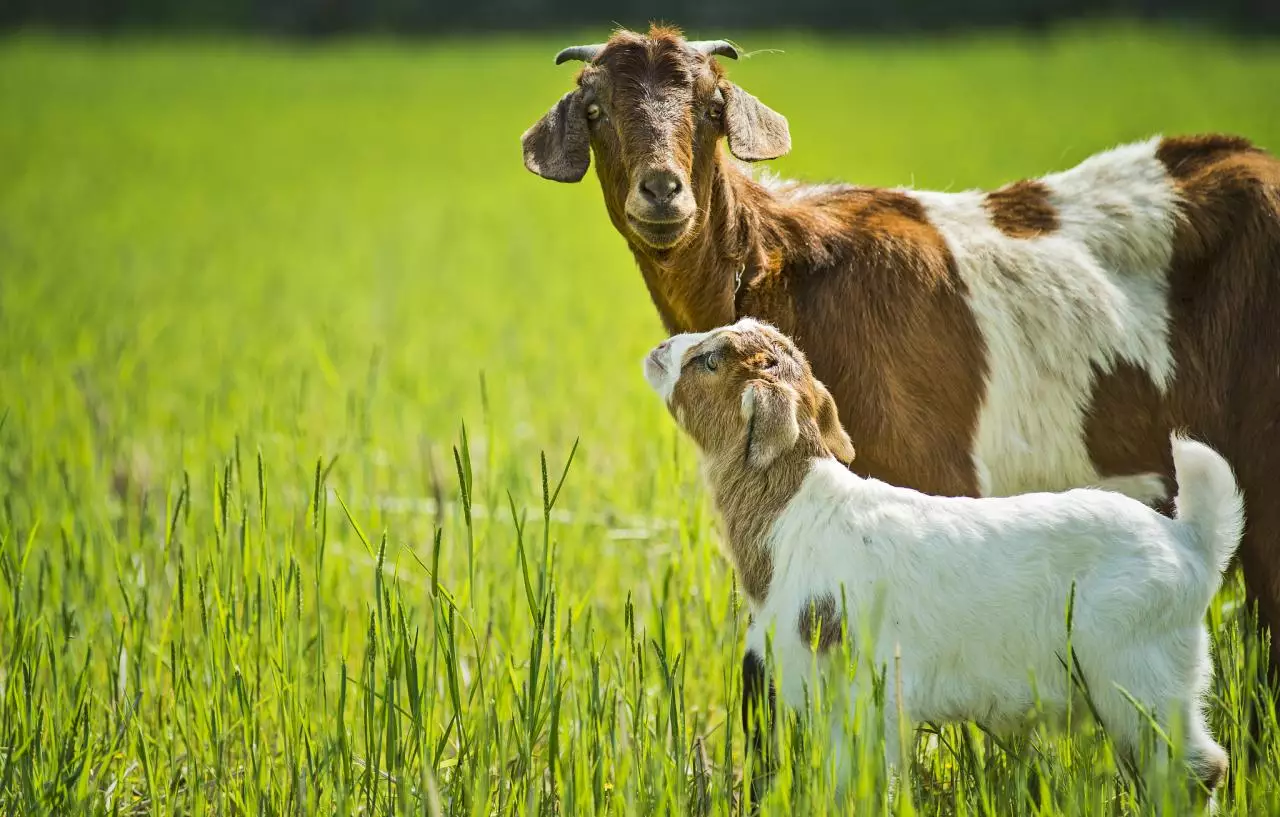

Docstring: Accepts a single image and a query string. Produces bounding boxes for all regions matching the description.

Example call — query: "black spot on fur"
[797,593,843,653]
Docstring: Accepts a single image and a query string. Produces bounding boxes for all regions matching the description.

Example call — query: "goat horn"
[688,40,740,59]
[554,44,604,65]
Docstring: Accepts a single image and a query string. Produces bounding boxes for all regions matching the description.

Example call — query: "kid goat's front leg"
[745,612,847,804]
[741,619,780,809]
[741,647,775,809]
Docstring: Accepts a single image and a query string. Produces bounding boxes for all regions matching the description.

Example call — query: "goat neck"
[700,432,829,607]
[616,152,779,335]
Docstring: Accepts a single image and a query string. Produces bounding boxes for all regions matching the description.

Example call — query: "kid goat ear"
[741,380,800,468]
[814,380,855,465]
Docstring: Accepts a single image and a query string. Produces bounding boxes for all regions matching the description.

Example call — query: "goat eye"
[586,103,602,121]
[704,352,719,372]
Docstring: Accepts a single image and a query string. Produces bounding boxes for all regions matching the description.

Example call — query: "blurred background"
[4,0,1279,35]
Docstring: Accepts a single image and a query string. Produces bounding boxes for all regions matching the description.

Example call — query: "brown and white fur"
[523,26,1280,672]
[645,318,1241,804]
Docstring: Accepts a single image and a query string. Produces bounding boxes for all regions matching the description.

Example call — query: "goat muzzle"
[626,167,696,248]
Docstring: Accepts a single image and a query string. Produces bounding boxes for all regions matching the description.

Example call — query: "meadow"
[3,24,1280,815]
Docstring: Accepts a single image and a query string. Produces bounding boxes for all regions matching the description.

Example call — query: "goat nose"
[639,171,682,205]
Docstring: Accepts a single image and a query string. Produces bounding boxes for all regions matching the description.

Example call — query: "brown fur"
[1154,134,1280,672]
[985,179,1060,237]
[1082,361,1176,514]
[667,322,854,605]
[797,593,843,653]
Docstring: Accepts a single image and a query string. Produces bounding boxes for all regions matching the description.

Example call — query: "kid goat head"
[521,26,790,250]
[643,318,855,468]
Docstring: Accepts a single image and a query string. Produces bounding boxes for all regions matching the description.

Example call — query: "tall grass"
[2,24,1280,814]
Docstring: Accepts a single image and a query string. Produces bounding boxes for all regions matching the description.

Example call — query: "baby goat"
[643,318,1243,798]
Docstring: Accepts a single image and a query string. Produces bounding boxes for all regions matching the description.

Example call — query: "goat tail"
[1171,432,1245,580]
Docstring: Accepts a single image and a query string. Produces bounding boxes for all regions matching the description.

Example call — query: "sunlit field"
[3,25,1280,814]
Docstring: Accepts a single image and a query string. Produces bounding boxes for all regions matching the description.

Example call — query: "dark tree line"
[3,0,1278,36]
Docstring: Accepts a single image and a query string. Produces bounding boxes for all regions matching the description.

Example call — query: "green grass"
[3,24,1280,815]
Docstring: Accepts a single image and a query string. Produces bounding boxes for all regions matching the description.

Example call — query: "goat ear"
[813,380,855,465]
[521,90,591,182]
[741,380,800,469]
[723,84,791,162]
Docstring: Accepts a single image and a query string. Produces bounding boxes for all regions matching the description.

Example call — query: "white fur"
[1095,472,1170,506]
[904,138,1181,501]
[749,434,1241,792]
[643,328,717,400]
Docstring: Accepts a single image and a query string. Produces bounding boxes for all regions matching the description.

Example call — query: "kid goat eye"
[586,103,601,120]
